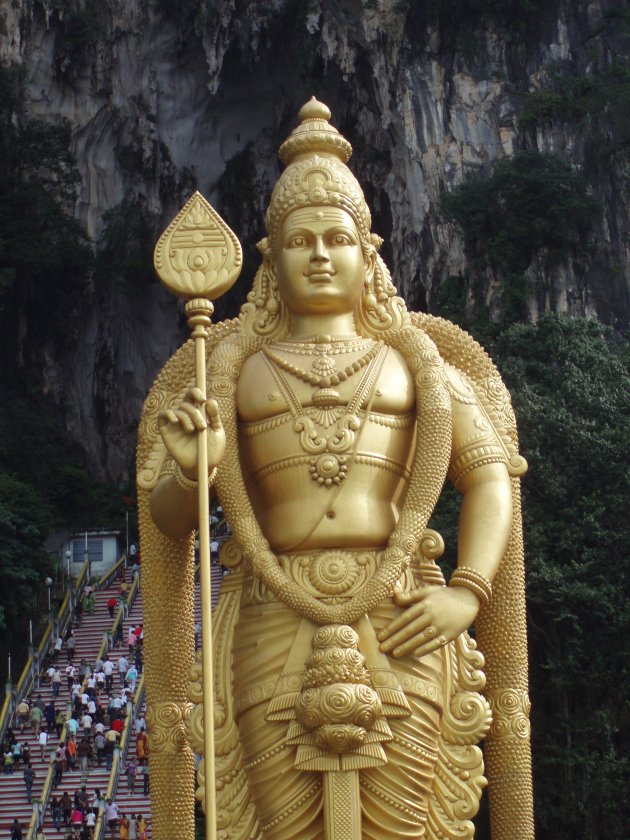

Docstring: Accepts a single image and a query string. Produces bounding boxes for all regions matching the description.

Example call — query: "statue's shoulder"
[410,312,527,478]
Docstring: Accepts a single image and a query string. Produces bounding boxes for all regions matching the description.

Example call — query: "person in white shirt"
[110,692,122,708]
[125,666,138,693]
[105,799,119,836]
[51,668,62,698]
[38,729,48,760]
[103,658,114,692]
[52,635,63,663]
[117,656,128,685]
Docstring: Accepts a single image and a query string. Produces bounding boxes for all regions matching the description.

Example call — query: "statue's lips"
[304,271,336,282]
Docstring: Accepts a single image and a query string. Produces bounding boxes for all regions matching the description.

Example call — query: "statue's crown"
[266,98,371,245]
[279,97,352,166]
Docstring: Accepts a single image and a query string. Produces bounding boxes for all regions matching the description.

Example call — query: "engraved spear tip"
[153,191,243,302]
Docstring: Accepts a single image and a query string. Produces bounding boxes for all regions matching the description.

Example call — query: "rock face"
[2,0,629,480]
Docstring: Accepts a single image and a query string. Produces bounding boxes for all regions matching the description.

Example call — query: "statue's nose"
[311,236,330,262]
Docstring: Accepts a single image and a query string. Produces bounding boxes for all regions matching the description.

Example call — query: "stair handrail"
[23,559,120,840]
[0,561,88,749]
[92,674,146,840]
[26,693,78,840]
[24,565,142,839]
[98,554,127,591]
[26,747,56,840]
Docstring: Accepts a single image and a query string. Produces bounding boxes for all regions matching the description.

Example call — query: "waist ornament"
[242,548,420,607]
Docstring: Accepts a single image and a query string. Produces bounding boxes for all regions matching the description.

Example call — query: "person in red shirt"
[107,597,117,619]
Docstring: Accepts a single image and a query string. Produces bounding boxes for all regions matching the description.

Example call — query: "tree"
[490,315,630,839]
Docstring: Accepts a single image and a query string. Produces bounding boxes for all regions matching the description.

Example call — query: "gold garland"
[210,323,452,627]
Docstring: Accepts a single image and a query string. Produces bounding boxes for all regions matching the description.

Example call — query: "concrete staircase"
[1,556,225,838]
[0,569,152,837]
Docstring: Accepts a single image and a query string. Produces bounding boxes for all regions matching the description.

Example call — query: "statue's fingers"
[185,387,206,405]
[376,603,425,643]
[393,587,429,607]
[405,635,449,660]
[179,403,207,431]
[205,399,223,432]
[378,613,429,653]
[158,409,179,428]
[173,410,196,434]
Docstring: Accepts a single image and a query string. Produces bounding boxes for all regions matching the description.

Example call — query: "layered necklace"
[261,337,387,486]
[264,334,380,407]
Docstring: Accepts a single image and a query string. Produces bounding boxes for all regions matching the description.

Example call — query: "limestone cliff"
[2,0,628,480]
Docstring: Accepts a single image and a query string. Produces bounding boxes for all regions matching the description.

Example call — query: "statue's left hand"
[377,585,480,659]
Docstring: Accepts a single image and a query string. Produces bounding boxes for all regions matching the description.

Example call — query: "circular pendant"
[312,388,341,406]
[310,454,348,486]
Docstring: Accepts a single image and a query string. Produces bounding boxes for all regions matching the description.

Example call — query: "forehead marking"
[285,207,353,226]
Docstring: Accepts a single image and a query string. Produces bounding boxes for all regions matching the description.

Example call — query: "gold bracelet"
[175,465,218,493]
[449,567,492,606]
[174,467,198,492]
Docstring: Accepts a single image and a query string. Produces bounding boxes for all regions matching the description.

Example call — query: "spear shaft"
[154,191,242,840]
[186,298,217,840]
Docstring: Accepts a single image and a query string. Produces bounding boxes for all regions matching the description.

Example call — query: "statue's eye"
[331,234,351,246]
[288,236,307,247]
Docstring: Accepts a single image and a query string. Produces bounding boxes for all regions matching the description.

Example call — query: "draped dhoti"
[231,552,445,839]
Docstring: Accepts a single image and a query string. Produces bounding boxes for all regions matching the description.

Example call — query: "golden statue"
[137,98,534,840]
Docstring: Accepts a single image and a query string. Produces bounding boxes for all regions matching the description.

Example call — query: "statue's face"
[273,207,371,317]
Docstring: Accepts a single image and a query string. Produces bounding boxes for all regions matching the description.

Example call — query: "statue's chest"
[236,346,415,423]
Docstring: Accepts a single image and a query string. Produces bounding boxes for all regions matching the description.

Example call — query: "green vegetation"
[430,314,630,840]
[438,147,626,836]
[96,201,156,290]
[0,60,124,673]
[53,0,105,74]
[0,395,125,677]
[0,62,93,350]
[521,62,630,159]
[493,316,630,839]
[440,151,600,322]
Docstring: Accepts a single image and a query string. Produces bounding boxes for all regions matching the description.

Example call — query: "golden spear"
[153,192,242,840]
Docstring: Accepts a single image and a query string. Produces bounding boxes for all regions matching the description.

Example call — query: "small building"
[63,530,122,581]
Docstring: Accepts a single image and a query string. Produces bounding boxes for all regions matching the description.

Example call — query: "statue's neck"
[288,312,358,339]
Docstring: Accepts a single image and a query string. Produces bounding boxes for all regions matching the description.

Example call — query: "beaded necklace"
[270,335,375,356]
[262,340,381,406]
[261,345,387,486]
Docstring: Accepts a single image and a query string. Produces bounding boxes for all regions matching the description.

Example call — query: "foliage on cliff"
[439,151,600,322]
[495,316,630,839]
[0,61,125,665]
[0,61,93,366]
[430,313,630,840]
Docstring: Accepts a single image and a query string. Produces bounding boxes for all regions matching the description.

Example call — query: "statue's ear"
[364,247,377,284]
[256,236,270,256]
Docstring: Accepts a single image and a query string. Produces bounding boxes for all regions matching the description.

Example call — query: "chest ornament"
[261,342,387,487]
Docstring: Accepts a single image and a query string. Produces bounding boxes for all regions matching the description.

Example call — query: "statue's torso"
[236,342,416,552]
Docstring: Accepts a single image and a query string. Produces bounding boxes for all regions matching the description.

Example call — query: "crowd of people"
[5,567,150,838]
